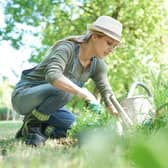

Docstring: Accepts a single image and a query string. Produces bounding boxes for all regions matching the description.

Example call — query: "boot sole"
[25,133,47,146]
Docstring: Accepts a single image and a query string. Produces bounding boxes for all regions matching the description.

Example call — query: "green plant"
[68,106,117,138]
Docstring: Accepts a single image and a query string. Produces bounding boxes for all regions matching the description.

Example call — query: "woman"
[11,15,123,146]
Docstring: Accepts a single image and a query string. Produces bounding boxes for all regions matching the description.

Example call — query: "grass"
[0,120,130,168]
[0,118,168,168]
[0,115,123,168]
[0,121,82,168]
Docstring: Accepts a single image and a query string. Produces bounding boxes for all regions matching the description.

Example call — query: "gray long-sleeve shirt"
[19,40,113,106]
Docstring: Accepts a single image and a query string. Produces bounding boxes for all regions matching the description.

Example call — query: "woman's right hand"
[77,88,101,113]
[77,87,98,102]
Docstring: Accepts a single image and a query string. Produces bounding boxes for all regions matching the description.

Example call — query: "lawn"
[0,114,168,168]
[0,121,83,168]
[0,119,130,168]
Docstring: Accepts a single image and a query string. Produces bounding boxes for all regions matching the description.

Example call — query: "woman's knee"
[46,108,76,129]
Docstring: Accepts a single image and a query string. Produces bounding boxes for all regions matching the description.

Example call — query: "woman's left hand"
[108,104,119,116]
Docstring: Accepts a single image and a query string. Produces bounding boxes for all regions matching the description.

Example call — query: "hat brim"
[88,24,121,42]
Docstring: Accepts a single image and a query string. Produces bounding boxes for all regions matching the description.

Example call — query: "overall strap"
[69,43,84,87]
[71,44,80,73]
[89,56,97,77]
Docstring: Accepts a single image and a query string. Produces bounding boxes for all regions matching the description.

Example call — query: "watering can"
[120,82,155,124]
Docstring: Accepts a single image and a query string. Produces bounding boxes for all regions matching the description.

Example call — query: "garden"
[0,0,168,167]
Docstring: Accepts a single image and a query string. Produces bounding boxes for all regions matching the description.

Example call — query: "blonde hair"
[51,30,106,49]
[65,30,105,43]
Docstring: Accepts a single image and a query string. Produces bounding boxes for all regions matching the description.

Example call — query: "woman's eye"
[107,41,112,45]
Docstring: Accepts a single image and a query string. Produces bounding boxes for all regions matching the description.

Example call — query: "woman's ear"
[91,34,99,40]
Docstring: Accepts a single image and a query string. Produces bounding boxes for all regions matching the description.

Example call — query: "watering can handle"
[127,82,152,98]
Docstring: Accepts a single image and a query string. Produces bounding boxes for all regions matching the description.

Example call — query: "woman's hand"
[77,88,101,113]
[108,103,119,116]
[77,87,98,102]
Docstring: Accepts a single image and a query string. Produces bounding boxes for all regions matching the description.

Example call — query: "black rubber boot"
[25,127,47,146]
[15,112,48,146]
[43,125,67,139]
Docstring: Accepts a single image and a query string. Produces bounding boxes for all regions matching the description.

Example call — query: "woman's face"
[92,34,119,58]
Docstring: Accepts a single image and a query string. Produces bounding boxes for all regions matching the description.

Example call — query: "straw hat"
[88,16,122,42]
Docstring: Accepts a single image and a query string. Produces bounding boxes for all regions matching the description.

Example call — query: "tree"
[1,0,168,96]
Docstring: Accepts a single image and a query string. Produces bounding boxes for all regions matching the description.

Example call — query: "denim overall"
[11,44,97,137]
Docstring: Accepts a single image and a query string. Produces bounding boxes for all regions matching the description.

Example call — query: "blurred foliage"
[128,127,168,168]
[0,78,13,108]
[150,65,168,111]
[1,0,168,97]
[0,78,15,120]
